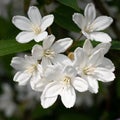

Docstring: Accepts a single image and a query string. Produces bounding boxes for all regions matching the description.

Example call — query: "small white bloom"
[41,64,88,108]
[10,55,42,88]
[82,39,115,71]
[32,34,73,67]
[12,6,54,43]
[73,47,115,93]
[72,3,113,43]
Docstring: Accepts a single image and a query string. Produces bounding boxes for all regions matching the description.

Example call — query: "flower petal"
[51,38,73,53]
[43,34,55,49]
[34,31,48,42]
[86,76,98,93]
[72,77,88,92]
[13,71,31,85]
[83,39,93,55]
[89,48,103,66]
[72,13,86,29]
[101,58,115,71]
[52,54,72,65]
[90,32,112,43]
[41,57,51,68]
[12,16,31,31]
[93,42,111,55]
[63,66,77,78]
[92,16,113,31]
[41,95,57,109]
[42,82,62,97]
[73,47,88,68]
[41,14,54,31]
[60,86,76,108]
[32,44,43,60]
[10,57,25,71]
[28,6,41,25]
[84,3,96,23]
[94,67,115,82]
[16,31,35,43]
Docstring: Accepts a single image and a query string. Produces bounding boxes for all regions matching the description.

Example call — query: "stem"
[76,32,83,41]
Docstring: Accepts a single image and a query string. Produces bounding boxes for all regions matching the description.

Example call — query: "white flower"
[12,6,54,43]
[41,64,88,108]
[73,47,115,93]
[82,39,115,71]
[10,55,42,88]
[32,34,73,67]
[72,3,113,43]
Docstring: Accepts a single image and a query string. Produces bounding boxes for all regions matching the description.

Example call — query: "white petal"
[84,3,96,23]
[41,95,57,109]
[43,34,55,49]
[93,42,111,55]
[41,57,51,68]
[34,31,48,42]
[61,87,76,108]
[63,66,77,78]
[45,64,62,81]
[72,77,88,92]
[92,16,113,31]
[28,6,41,25]
[12,16,31,31]
[101,58,115,71]
[83,39,93,55]
[41,14,54,31]
[32,44,43,60]
[89,48,103,66]
[31,78,48,91]
[86,76,98,93]
[52,54,72,65]
[42,82,62,97]
[51,38,73,53]
[90,32,112,43]
[13,71,31,85]
[73,47,87,68]
[10,57,25,71]
[72,13,86,29]
[16,31,35,43]
[94,67,115,82]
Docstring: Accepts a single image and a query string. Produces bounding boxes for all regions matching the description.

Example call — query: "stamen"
[32,24,41,35]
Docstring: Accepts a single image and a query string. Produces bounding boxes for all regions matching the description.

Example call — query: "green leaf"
[0,39,38,56]
[54,5,80,32]
[57,0,80,12]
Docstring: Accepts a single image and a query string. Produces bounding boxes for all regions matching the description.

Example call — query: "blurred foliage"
[0,0,120,120]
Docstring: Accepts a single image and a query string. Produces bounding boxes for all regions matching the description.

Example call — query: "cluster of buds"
[11,3,115,108]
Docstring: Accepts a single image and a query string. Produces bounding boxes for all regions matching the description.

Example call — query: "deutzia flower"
[10,55,42,88]
[32,34,73,67]
[12,6,54,43]
[73,47,115,93]
[82,39,115,71]
[41,64,88,108]
[72,3,113,43]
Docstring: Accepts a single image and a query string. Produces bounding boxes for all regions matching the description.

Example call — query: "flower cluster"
[11,3,115,108]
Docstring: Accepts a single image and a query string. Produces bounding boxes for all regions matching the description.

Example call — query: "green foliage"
[57,0,80,12]
[54,5,80,32]
[0,40,39,56]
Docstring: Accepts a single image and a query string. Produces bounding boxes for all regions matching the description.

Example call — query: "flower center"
[44,49,55,58]
[83,66,95,75]
[84,24,94,33]
[32,25,41,35]
[63,76,71,85]
[26,64,37,73]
